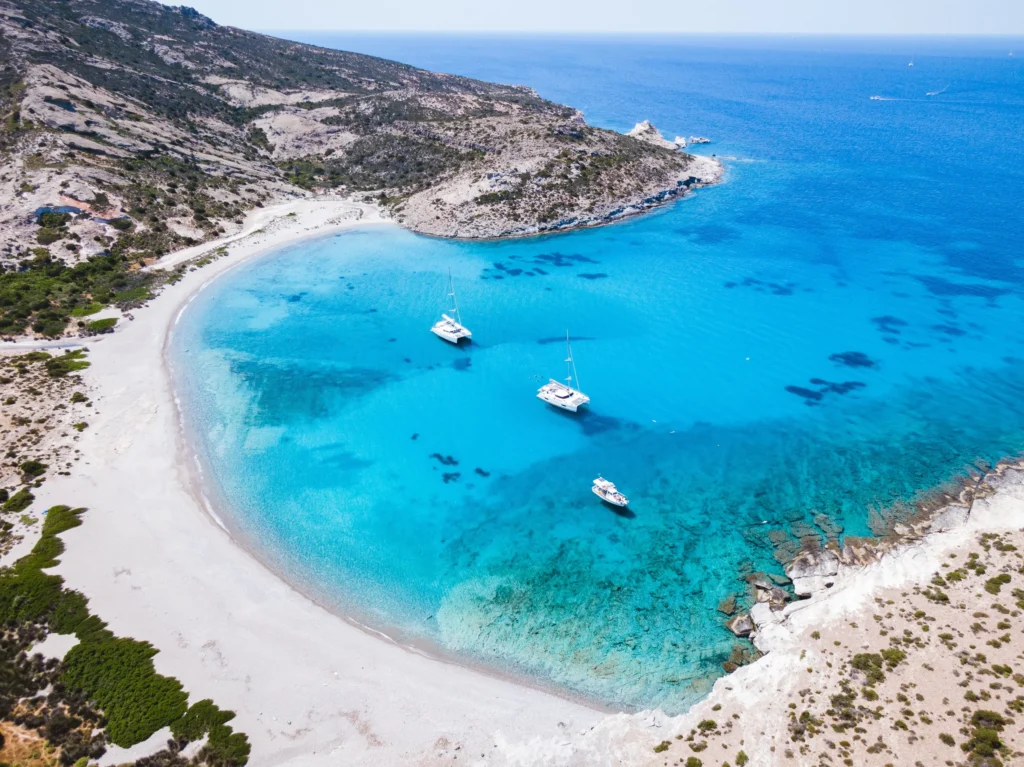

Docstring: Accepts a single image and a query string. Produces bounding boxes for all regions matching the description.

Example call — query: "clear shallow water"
[172,36,1024,712]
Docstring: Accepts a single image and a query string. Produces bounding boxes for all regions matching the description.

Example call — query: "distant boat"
[592,476,629,507]
[430,269,471,344]
[870,95,884,100]
[689,136,711,144]
[908,60,914,67]
[537,331,589,412]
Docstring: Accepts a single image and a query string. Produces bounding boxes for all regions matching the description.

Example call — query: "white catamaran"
[430,270,472,344]
[537,331,590,412]
[592,476,629,507]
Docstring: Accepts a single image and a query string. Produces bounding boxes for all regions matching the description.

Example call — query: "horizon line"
[262,29,1024,38]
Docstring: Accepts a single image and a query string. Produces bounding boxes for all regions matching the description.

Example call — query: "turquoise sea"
[171,36,1024,713]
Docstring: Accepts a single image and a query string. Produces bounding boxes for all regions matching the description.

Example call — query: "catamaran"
[430,269,472,344]
[592,477,629,507]
[537,331,589,412]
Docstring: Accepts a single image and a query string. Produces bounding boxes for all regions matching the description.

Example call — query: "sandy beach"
[24,197,602,766]
[3,194,1022,767]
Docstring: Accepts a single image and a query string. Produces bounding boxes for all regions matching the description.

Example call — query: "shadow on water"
[546,404,625,436]
[603,501,636,519]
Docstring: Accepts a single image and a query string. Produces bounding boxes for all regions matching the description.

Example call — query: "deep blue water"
[172,36,1024,713]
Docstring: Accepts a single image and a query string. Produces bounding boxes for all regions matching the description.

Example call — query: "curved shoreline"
[12,193,1024,767]
[37,197,603,766]
[162,227,618,716]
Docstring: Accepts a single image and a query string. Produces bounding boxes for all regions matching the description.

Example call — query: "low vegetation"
[0,504,250,765]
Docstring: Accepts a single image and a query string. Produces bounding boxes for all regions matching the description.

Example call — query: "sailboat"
[430,269,472,344]
[537,331,590,412]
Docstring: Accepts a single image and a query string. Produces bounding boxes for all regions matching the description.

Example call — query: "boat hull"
[537,380,589,412]
[592,486,629,507]
[431,326,471,344]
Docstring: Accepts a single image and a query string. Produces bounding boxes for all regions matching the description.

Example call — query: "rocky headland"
[0,0,719,342]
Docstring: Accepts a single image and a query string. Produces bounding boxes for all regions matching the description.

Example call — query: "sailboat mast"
[564,330,581,391]
[448,269,462,326]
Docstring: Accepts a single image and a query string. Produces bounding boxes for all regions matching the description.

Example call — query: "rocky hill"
[0,0,719,337]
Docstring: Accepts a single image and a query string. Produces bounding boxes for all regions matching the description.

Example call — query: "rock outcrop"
[626,120,680,151]
[726,613,754,637]
[785,549,840,597]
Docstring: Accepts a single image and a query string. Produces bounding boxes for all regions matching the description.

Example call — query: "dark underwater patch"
[538,335,596,346]
[820,380,866,395]
[227,358,395,426]
[727,277,798,296]
[577,411,625,436]
[452,358,472,371]
[786,378,866,405]
[871,315,907,335]
[829,351,877,369]
[474,467,491,477]
[785,386,823,404]
[430,453,458,466]
[578,273,608,280]
[932,324,966,337]
[532,252,599,267]
[285,292,307,303]
[442,472,461,484]
[915,275,1009,300]
[677,224,741,244]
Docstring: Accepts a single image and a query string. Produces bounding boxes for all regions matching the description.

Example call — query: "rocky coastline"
[725,455,1024,656]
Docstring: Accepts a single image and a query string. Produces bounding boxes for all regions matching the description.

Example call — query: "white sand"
[32,197,599,766]
[490,470,1024,766]
[19,193,1024,767]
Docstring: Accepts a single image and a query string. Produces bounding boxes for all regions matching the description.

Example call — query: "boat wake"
[926,86,949,97]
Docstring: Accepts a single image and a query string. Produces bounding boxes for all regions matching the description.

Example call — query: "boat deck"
[431,314,472,344]
[537,380,590,412]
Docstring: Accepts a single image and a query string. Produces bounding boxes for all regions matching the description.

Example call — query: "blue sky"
[180,0,1023,35]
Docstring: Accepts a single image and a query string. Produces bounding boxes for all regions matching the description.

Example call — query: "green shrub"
[71,392,87,403]
[970,710,1010,730]
[653,740,671,753]
[2,488,35,512]
[736,751,749,766]
[963,727,1002,757]
[684,758,702,767]
[37,228,65,245]
[46,350,90,378]
[63,635,189,746]
[109,217,135,231]
[0,504,250,760]
[70,303,103,317]
[19,460,47,478]
[939,732,955,746]
[85,318,117,334]
[984,574,1011,595]
[172,699,236,741]
[880,648,906,668]
[850,653,886,686]
[111,287,151,304]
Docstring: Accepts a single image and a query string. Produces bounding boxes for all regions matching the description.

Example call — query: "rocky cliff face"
[0,0,720,245]
[0,0,719,336]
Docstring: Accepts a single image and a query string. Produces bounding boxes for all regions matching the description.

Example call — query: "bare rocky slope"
[0,0,718,339]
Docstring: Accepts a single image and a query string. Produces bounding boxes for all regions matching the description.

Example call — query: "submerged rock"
[721,642,760,674]
[717,595,737,616]
[726,613,754,637]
